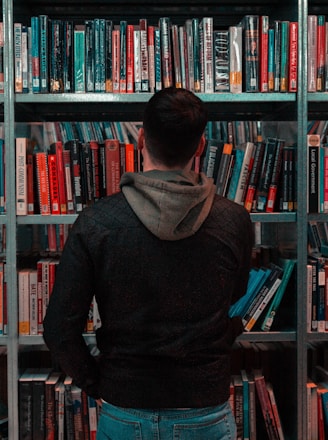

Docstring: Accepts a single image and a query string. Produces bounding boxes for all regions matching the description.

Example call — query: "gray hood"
[120,170,216,241]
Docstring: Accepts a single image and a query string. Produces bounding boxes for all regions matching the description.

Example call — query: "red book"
[317,15,326,91]
[288,22,298,92]
[105,139,121,196]
[47,154,60,215]
[49,141,67,214]
[126,24,134,93]
[125,143,135,172]
[259,15,269,92]
[147,25,155,93]
[112,29,120,93]
[35,152,51,215]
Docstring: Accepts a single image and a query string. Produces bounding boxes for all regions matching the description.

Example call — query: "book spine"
[39,15,49,93]
[47,154,61,215]
[16,138,27,215]
[154,27,162,91]
[273,20,281,92]
[140,18,149,92]
[85,19,94,92]
[192,18,201,92]
[280,21,289,92]
[126,24,134,93]
[98,18,106,92]
[63,20,73,93]
[307,134,321,213]
[35,152,51,215]
[63,149,75,213]
[112,28,120,93]
[105,20,113,92]
[259,15,269,92]
[89,141,100,201]
[288,22,298,92]
[14,22,23,93]
[234,142,255,205]
[21,25,29,93]
[244,142,265,212]
[214,30,230,92]
[317,15,326,92]
[148,25,156,92]
[266,139,285,212]
[172,24,182,89]
[215,143,233,196]
[105,139,121,196]
[54,141,67,214]
[31,16,41,93]
[133,29,141,92]
[185,19,194,92]
[50,19,64,93]
[65,140,83,213]
[74,25,85,93]
[268,28,275,92]
[179,25,187,89]
[308,15,317,92]
[255,137,278,212]
[243,15,259,92]
[160,17,173,89]
[119,20,127,93]
[18,270,30,335]
[203,17,214,93]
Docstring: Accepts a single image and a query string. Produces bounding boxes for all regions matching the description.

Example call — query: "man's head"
[138,87,208,170]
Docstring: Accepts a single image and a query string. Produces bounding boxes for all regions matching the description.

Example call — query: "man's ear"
[137,128,145,150]
[195,134,206,157]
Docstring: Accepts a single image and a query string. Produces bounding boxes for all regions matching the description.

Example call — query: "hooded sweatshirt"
[43,170,253,408]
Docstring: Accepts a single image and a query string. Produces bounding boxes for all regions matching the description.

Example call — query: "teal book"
[74,25,86,93]
[279,21,289,92]
[39,15,49,93]
[226,148,244,200]
[31,16,40,93]
[241,370,250,440]
[268,28,275,91]
[260,258,296,331]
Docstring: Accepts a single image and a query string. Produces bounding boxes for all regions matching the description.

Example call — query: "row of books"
[15,137,139,216]
[231,369,284,440]
[12,13,299,95]
[18,262,101,336]
[204,136,297,213]
[307,365,328,439]
[19,369,98,440]
[229,258,296,332]
[307,252,328,333]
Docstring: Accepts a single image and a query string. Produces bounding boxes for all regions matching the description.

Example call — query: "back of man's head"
[143,87,208,168]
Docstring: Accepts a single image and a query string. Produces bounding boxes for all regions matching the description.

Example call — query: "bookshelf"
[0,0,326,438]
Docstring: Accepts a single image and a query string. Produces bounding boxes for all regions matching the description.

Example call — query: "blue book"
[31,16,40,93]
[226,148,244,200]
[268,28,275,91]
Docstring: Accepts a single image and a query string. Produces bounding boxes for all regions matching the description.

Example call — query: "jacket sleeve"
[43,214,101,399]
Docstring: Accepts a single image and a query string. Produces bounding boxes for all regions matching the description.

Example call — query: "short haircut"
[142,87,208,167]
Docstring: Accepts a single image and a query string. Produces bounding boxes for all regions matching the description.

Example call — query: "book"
[254,137,278,212]
[244,141,266,212]
[16,137,28,215]
[65,140,83,213]
[203,17,214,93]
[88,396,98,440]
[0,22,4,93]
[95,18,106,93]
[85,19,94,92]
[288,22,298,92]
[317,16,326,92]
[273,20,281,92]
[307,379,318,439]
[39,15,49,93]
[215,143,233,196]
[19,369,34,440]
[266,382,285,440]
[232,375,243,440]
[279,21,289,92]
[45,371,62,440]
[308,15,317,92]
[21,25,29,93]
[64,376,74,440]
[139,18,149,92]
[62,20,74,93]
[74,25,86,93]
[55,378,65,440]
[261,258,296,331]
[307,134,321,213]
[159,17,173,89]
[192,18,201,92]
[49,141,67,214]
[105,139,121,196]
[214,30,230,92]
[133,29,141,92]
[18,269,30,335]
[279,145,297,212]
[243,263,284,332]
[63,149,75,213]
[126,24,134,93]
[112,28,120,93]
[14,22,22,93]
[234,141,255,205]
[254,370,280,440]
[47,154,60,215]
[243,15,259,92]
[71,384,84,440]
[229,25,242,93]
[268,28,275,92]
[171,24,182,89]
[266,139,285,212]
[240,370,250,440]
[50,19,64,93]
[259,15,269,92]
[154,27,162,91]
[28,268,38,336]
[32,368,51,440]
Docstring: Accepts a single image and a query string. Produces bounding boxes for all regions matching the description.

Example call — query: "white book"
[16,137,28,215]
[202,17,214,93]
[18,269,30,335]
[307,15,317,92]
[29,269,38,335]
[234,141,255,205]
[229,25,242,93]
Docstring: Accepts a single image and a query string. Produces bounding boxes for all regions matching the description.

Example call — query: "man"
[43,87,253,439]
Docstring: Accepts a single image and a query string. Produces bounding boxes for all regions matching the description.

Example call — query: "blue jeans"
[96,401,237,440]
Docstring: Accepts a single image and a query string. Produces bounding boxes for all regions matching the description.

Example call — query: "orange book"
[105,139,121,196]
[35,152,51,215]
[112,29,120,93]
[47,154,60,215]
[125,143,135,172]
